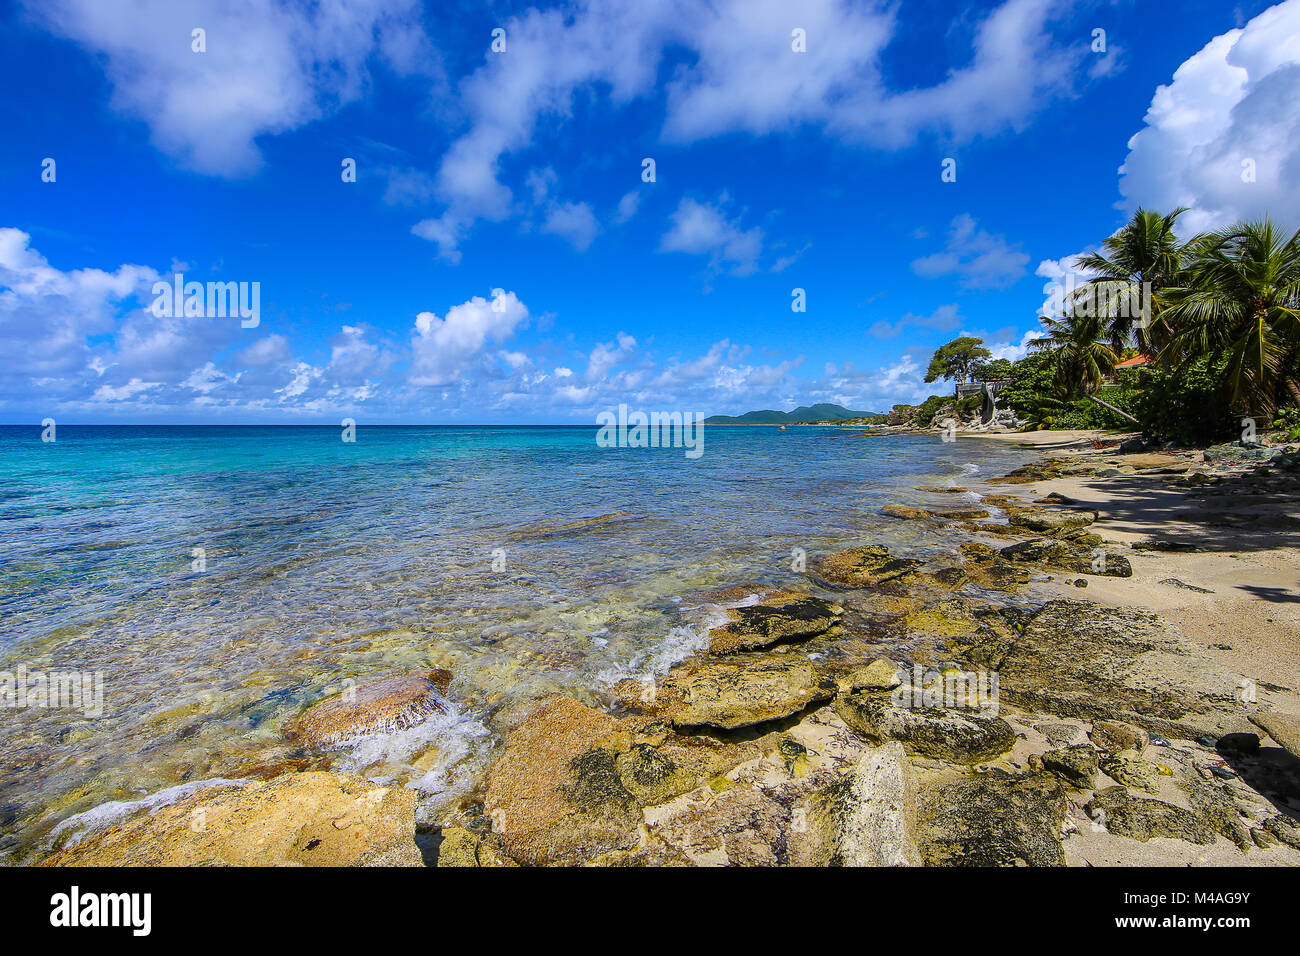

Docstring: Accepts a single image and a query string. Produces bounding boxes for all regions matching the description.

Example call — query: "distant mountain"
[704,403,881,425]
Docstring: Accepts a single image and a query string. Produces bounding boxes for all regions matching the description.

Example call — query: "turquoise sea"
[0,424,1037,857]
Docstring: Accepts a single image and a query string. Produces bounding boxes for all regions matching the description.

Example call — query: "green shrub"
[1129,358,1236,445]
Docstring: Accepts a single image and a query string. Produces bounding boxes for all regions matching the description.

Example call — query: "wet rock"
[1090,719,1149,754]
[800,742,920,866]
[813,545,923,589]
[999,538,1132,578]
[1250,711,1300,761]
[42,772,422,866]
[835,689,1015,764]
[882,504,930,520]
[1041,745,1100,789]
[708,591,842,654]
[1101,750,1162,794]
[483,696,644,865]
[661,657,837,730]
[1085,787,1215,845]
[916,772,1067,866]
[286,671,449,748]
[435,826,515,867]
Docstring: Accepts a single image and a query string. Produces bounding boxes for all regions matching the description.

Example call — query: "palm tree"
[1032,310,1135,422]
[1161,219,1300,417]
[1072,207,1191,352]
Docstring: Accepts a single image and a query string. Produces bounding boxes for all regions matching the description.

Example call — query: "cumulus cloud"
[26,0,437,176]
[660,197,764,275]
[412,0,1092,259]
[410,289,530,386]
[1117,0,1300,232]
[911,214,1030,290]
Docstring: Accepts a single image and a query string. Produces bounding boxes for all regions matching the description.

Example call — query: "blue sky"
[3,0,1298,423]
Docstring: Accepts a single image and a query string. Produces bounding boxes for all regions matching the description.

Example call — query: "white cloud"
[869,303,964,338]
[1118,0,1300,232]
[660,197,764,275]
[541,200,600,251]
[911,214,1030,289]
[413,0,1091,259]
[614,191,641,223]
[410,289,530,386]
[27,0,437,176]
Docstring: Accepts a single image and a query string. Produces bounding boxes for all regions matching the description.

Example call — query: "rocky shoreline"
[37,435,1300,867]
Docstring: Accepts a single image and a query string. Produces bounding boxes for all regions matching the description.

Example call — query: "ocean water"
[0,424,1037,856]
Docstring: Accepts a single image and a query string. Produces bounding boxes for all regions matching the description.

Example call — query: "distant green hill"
[704,403,880,425]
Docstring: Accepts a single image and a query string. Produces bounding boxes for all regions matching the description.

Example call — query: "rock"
[435,826,515,867]
[916,772,1068,866]
[1180,767,1251,848]
[955,600,1248,741]
[41,772,422,866]
[835,688,1015,764]
[286,671,448,748]
[483,696,642,865]
[1008,507,1098,535]
[662,657,837,730]
[1216,732,1260,756]
[1264,815,1300,849]
[1036,722,1087,748]
[812,545,923,588]
[1159,578,1214,594]
[1041,745,1100,789]
[1250,711,1300,761]
[999,538,1132,578]
[836,659,901,693]
[1090,719,1149,754]
[801,742,920,866]
[707,591,841,654]
[882,504,930,520]
[1085,787,1216,844]
[1101,750,1162,794]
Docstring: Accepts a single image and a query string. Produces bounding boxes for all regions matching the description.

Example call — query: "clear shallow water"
[0,424,1036,856]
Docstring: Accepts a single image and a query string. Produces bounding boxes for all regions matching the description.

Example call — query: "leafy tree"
[1073,207,1191,352]
[1161,219,1300,417]
[974,357,1014,380]
[924,337,992,385]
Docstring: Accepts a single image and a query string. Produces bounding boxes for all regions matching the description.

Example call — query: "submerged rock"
[812,545,923,589]
[286,670,450,748]
[708,591,842,654]
[916,772,1068,866]
[42,772,422,866]
[1085,787,1215,845]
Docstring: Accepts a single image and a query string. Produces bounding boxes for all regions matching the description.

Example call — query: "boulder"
[881,504,930,520]
[1090,719,1149,753]
[1085,787,1215,844]
[1008,508,1098,535]
[286,671,450,748]
[801,742,920,866]
[660,657,837,730]
[812,545,923,589]
[999,538,1132,578]
[835,689,1015,764]
[483,696,642,865]
[916,772,1068,866]
[1250,711,1300,761]
[707,592,841,654]
[1041,745,1100,789]
[835,659,902,693]
[1100,750,1162,794]
[41,772,422,866]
